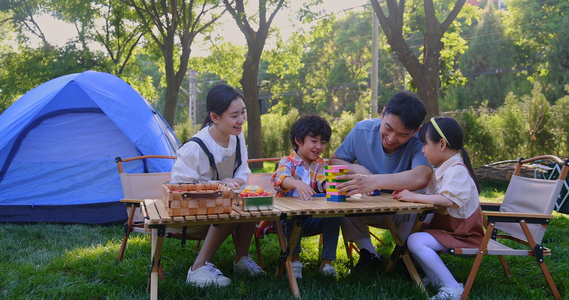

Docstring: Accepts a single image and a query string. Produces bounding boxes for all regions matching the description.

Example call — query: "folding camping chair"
[116,155,205,261]
[445,156,568,300]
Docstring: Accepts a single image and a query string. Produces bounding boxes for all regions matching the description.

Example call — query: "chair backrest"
[120,172,172,199]
[496,156,569,243]
[116,155,176,200]
[248,173,276,193]
[497,175,564,243]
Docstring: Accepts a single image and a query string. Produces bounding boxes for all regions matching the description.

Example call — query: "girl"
[394,117,484,300]
[172,84,264,287]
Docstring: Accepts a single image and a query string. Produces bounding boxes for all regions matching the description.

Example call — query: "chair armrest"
[480,202,501,211]
[120,199,144,204]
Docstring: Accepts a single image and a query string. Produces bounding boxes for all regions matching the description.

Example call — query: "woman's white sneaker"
[234,255,266,276]
[186,262,231,287]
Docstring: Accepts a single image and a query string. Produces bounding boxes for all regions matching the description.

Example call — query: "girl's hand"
[393,189,415,202]
[295,182,316,201]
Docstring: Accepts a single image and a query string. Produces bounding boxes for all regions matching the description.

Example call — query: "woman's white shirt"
[171,126,251,183]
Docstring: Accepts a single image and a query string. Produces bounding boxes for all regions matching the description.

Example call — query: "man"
[330,91,432,272]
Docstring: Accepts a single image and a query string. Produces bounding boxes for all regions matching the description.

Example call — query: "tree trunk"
[415,67,440,119]
[370,0,466,120]
[241,43,264,168]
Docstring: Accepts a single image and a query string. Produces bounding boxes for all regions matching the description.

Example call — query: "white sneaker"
[319,263,337,277]
[430,283,464,300]
[234,255,266,276]
[186,262,231,287]
[291,260,303,279]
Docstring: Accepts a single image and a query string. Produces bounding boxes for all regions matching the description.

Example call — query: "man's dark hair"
[384,91,426,131]
[289,115,332,151]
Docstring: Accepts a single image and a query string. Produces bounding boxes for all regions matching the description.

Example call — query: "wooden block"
[215,198,223,206]
[189,208,198,215]
[170,200,181,208]
[197,207,207,215]
[327,191,346,196]
[214,206,224,213]
[207,207,216,214]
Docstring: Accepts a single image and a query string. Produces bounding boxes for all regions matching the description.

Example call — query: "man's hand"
[335,174,377,196]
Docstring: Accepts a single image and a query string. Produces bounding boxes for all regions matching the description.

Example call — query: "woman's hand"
[221,178,241,190]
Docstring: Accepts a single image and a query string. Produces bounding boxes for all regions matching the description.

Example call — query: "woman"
[172,84,264,287]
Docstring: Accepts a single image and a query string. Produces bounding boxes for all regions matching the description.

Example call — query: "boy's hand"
[295,182,316,201]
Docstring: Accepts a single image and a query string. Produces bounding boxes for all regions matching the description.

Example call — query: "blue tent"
[0,71,179,224]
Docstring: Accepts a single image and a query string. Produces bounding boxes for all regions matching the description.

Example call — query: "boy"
[271,115,340,278]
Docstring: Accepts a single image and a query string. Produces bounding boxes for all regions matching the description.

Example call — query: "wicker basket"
[162,182,234,216]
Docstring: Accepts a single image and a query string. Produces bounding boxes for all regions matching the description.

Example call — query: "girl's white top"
[427,153,479,219]
[171,126,251,183]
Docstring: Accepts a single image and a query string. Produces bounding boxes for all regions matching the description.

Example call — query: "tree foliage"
[457,4,515,108]
[223,0,286,162]
[370,0,469,118]
[122,0,223,126]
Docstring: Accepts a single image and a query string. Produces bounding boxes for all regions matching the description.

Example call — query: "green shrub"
[550,86,569,157]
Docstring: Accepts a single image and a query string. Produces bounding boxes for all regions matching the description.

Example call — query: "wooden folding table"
[141,193,435,299]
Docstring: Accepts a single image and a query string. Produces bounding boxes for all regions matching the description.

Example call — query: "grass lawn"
[1,180,568,299]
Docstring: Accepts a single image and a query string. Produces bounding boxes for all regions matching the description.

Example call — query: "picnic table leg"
[384,210,434,290]
[148,226,165,300]
[274,217,303,298]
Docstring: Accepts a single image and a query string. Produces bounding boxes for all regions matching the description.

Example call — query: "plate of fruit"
[237,185,273,211]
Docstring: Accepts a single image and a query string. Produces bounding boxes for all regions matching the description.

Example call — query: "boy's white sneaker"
[291,260,303,279]
[234,255,266,276]
[186,261,231,287]
[319,263,337,277]
[430,283,464,300]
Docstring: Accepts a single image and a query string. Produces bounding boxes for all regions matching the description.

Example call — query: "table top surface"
[142,193,435,227]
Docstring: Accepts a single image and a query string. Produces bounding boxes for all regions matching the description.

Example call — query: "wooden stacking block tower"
[324,165,349,202]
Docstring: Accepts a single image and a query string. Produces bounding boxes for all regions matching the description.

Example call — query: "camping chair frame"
[116,155,181,262]
[444,156,568,300]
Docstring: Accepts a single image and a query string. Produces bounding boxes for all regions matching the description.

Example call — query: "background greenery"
[2,0,569,165]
